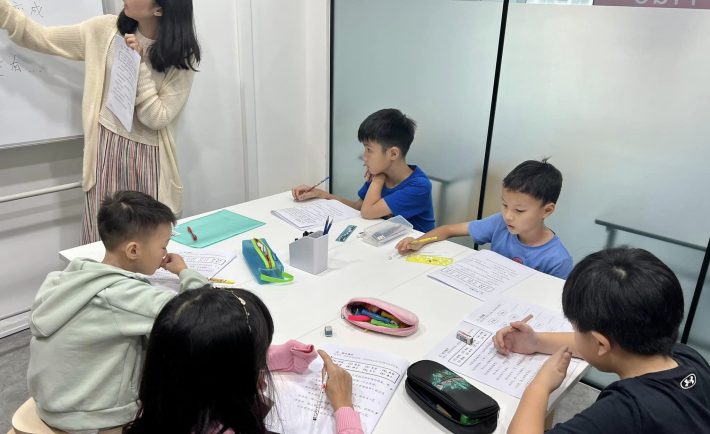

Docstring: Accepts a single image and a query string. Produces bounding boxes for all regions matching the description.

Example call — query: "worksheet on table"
[266,344,408,434]
[427,297,579,399]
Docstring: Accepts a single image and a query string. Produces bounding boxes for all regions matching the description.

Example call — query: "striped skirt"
[81,125,160,244]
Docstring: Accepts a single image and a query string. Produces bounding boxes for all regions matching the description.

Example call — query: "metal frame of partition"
[683,239,710,343]
[476,0,510,223]
[596,219,709,344]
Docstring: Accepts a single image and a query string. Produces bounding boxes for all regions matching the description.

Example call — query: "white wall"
[176,0,248,215]
[250,0,330,197]
[0,0,331,335]
[0,140,84,336]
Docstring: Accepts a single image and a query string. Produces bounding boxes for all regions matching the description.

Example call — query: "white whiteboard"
[0,0,105,148]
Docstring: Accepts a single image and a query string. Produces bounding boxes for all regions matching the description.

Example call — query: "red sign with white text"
[595,0,710,9]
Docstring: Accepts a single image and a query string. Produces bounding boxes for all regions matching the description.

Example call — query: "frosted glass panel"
[331,0,502,235]
[487,4,710,382]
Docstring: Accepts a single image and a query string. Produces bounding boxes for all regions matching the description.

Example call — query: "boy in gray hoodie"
[27,191,210,432]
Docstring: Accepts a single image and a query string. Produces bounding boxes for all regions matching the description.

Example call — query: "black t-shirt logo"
[680,373,697,390]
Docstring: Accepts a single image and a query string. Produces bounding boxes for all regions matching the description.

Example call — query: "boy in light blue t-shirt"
[397,159,572,279]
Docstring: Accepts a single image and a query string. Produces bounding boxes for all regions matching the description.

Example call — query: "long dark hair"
[117,0,201,73]
[123,287,275,434]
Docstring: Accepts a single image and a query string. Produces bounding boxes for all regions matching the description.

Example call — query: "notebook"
[271,199,360,230]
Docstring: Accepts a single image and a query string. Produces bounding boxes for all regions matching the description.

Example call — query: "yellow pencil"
[520,314,533,323]
[410,236,438,244]
[209,277,236,284]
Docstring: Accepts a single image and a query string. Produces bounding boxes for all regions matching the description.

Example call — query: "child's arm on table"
[507,347,573,434]
[492,322,580,358]
[396,223,469,254]
[291,185,363,210]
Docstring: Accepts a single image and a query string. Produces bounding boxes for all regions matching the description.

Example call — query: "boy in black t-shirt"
[494,247,710,434]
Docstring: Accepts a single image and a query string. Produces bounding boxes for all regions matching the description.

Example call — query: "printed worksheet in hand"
[266,344,408,434]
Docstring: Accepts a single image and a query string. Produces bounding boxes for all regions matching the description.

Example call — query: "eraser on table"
[456,330,473,345]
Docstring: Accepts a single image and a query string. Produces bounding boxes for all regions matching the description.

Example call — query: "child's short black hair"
[98,191,176,251]
[503,158,562,204]
[357,108,417,157]
[562,247,684,356]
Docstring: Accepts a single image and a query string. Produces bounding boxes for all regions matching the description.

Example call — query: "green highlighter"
[370,319,400,328]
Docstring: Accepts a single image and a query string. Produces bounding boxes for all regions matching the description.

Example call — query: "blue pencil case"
[242,238,294,284]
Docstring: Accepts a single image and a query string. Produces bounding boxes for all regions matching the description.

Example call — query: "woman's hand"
[124,33,144,57]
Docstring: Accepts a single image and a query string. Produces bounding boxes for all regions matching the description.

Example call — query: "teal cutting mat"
[172,210,265,248]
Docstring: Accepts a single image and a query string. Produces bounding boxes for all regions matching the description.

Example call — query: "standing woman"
[0,0,200,243]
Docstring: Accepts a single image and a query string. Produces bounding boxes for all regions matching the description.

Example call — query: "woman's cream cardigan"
[0,1,194,214]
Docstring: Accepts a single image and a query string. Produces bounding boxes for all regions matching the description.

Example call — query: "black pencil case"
[405,360,499,434]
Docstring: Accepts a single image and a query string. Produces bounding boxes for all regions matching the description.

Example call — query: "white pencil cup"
[289,230,329,274]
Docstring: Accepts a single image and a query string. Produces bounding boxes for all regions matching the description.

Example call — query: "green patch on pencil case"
[172,210,265,248]
[242,238,294,284]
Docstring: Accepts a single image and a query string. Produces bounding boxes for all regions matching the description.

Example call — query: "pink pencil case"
[341,297,419,337]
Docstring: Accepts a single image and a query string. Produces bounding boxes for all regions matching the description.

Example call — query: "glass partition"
[331,0,504,243]
[485,3,710,383]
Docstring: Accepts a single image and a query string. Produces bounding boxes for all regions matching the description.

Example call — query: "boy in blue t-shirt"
[496,248,710,434]
[292,108,435,232]
[397,159,572,279]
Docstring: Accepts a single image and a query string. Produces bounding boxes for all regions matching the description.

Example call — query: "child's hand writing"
[291,185,326,202]
[318,349,353,410]
[493,321,539,356]
[395,237,424,254]
[530,346,572,393]
[124,34,144,57]
[161,253,187,275]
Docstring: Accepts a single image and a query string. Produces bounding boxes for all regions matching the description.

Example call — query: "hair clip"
[224,289,252,332]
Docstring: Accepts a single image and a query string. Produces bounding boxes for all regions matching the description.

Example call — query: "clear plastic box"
[361,215,413,246]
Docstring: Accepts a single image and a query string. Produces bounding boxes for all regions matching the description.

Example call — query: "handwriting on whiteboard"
[11,1,45,18]
[0,54,47,77]
[1,0,49,78]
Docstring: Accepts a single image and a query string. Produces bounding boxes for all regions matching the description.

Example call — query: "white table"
[60,191,588,433]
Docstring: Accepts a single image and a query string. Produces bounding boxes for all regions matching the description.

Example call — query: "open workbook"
[272,199,360,230]
[428,249,535,301]
[427,296,581,400]
[266,344,408,434]
[145,249,237,290]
